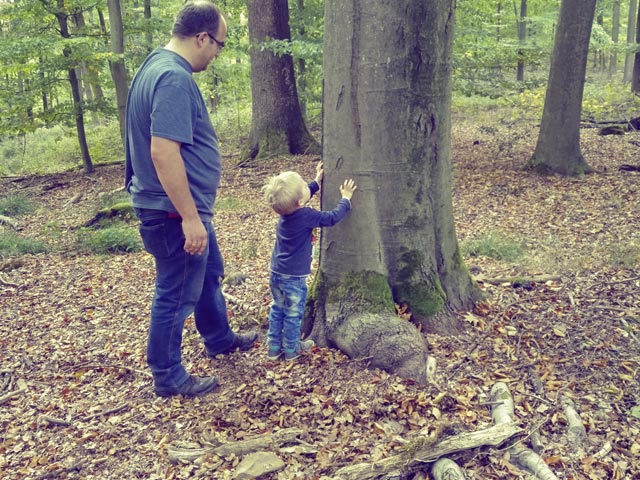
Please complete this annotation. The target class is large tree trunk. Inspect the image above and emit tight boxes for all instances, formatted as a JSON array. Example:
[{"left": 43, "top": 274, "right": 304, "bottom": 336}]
[
  {"left": 528, "top": 0, "right": 595, "bottom": 176},
  {"left": 241, "top": 0, "right": 320, "bottom": 164},
  {"left": 309, "top": 0, "right": 479, "bottom": 384}
]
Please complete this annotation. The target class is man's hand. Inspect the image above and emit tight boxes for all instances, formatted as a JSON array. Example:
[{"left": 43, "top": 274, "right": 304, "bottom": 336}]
[
  {"left": 182, "top": 218, "right": 208, "bottom": 255},
  {"left": 340, "top": 179, "right": 357, "bottom": 201}
]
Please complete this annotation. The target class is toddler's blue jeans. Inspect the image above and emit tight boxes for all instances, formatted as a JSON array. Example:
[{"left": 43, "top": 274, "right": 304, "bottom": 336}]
[
  {"left": 136, "top": 209, "right": 234, "bottom": 390},
  {"left": 267, "top": 272, "right": 307, "bottom": 354}
]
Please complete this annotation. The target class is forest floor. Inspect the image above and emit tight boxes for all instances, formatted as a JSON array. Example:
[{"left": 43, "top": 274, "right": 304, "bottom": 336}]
[{"left": 1, "top": 116, "right": 639, "bottom": 480}]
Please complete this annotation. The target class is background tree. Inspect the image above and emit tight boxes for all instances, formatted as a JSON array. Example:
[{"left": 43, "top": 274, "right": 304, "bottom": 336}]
[
  {"left": 107, "top": 0, "right": 128, "bottom": 147},
  {"left": 516, "top": 0, "right": 527, "bottom": 81},
  {"left": 633, "top": 1, "right": 640, "bottom": 91},
  {"left": 240, "top": 0, "right": 320, "bottom": 163},
  {"left": 623, "top": 0, "right": 638, "bottom": 81},
  {"left": 50, "top": 0, "right": 93, "bottom": 173},
  {"left": 528, "top": 0, "right": 596, "bottom": 176},
  {"left": 308, "top": 0, "right": 480, "bottom": 383}
]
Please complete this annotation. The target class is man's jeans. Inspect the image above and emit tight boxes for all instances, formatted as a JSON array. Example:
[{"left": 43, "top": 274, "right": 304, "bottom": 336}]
[
  {"left": 267, "top": 272, "right": 307, "bottom": 353},
  {"left": 136, "top": 209, "right": 234, "bottom": 390}
]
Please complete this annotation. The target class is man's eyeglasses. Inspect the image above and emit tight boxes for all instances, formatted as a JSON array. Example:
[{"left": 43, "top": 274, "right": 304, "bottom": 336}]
[{"left": 207, "top": 33, "right": 225, "bottom": 49}]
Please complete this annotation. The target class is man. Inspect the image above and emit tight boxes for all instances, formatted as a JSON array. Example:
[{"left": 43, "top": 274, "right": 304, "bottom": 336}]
[{"left": 125, "top": 0, "right": 257, "bottom": 398}]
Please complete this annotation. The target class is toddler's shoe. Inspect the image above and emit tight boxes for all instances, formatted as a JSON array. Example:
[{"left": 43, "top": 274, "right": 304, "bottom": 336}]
[
  {"left": 284, "top": 339, "right": 315, "bottom": 361},
  {"left": 267, "top": 346, "right": 283, "bottom": 360}
]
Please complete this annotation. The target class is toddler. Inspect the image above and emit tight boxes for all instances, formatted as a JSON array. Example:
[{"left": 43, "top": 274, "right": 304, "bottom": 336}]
[{"left": 263, "top": 162, "right": 357, "bottom": 360}]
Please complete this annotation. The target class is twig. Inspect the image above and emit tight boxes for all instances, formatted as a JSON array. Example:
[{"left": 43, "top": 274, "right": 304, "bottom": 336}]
[
  {"left": 42, "top": 403, "right": 129, "bottom": 427},
  {"left": 0, "top": 384, "right": 28, "bottom": 405}
]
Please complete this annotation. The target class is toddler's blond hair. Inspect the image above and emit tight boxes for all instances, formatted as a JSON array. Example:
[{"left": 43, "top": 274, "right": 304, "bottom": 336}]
[{"left": 263, "top": 171, "right": 306, "bottom": 215}]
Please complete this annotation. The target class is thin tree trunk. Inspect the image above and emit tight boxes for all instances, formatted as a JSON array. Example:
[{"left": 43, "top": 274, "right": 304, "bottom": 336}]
[
  {"left": 632, "top": 2, "right": 640, "bottom": 92},
  {"left": 54, "top": 3, "right": 93, "bottom": 173},
  {"left": 610, "top": 0, "right": 620, "bottom": 78},
  {"left": 624, "top": 0, "right": 637, "bottom": 82},
  {"left": 516, "top": 0, "right": 527, "bottom": 82},
  {"left": 106, "top": 0, "right": 128, "bottom": 148}
]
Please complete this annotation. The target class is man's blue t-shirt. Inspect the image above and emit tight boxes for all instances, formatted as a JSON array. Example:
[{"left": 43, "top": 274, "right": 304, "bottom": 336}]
[
  {"left": 125, "top": 48, "right": 220, "bottom": 221},
  {"left": 270, "top": 181, "right": 351, "bottom": 276}
]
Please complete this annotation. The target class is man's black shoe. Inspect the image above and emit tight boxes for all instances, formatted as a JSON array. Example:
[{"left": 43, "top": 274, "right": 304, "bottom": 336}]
[
  {"left": 155, "top": 375, "right": 219, "bottom": 398},
  {"left": 206, "top": 331, "right": 258, "bottom": 357}
]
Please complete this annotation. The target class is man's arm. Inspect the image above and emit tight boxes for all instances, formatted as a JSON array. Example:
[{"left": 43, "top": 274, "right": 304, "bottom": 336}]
[{"left": 150, "top": 136, "right": 207, "bottom": 255}]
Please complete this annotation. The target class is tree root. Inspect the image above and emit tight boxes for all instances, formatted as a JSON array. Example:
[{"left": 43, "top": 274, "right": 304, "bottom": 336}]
[
  {"left": 491, "top": 382, "right": 558, "bottom": 480},
  {"left": 332, "top": 422, "right": 521, "bottom": 480}
]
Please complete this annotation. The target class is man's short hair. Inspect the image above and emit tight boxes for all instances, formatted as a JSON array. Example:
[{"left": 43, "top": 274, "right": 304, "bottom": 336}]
[
  {"left": 172, "top": 1, "right": 221, "bottom": 38},
  {"left": 263, "top": 172, "right": 306, "bottom": 216}
]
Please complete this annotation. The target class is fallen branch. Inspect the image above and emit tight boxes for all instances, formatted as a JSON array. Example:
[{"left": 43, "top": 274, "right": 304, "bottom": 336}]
[
  {"left": 41, "top": 403, "right": 130, "bottom": 427},
  {"left": 559, "top": 394, "right": 587, "bottom": 452},
  {"left": 478, "top": 274, "right": 561, "bottom": 287},
  {"left": 0, "top": 274, "right": 19, "bottom": 288},
  {"left": 63, "top": 192, "right": 83, "bottom": 207},
  {"left": 0, "top": 382, "right": 28, "bottom": 405},
  {"left": 491, "top": 382, "right": 558, "bottom": 480},
  {"left": 332, "top": 422, "right": 522, "bottom": 480},
  {"left": 167, "top": 427, "right": 304, "bottom": 463},
  {"left": 619, "top": 164, "right": 640, "bottom": 172}
]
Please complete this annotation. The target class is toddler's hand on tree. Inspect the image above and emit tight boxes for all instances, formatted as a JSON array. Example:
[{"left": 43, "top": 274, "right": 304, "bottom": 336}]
[
  {"left": 315, "top": 161, "right": 324, "bottom": 184},
  {"left": 340, "top": 179, "right": 357, "bottom": 201}
]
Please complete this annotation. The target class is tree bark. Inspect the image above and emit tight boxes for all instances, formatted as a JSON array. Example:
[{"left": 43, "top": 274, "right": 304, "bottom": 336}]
[
  {"left": 610, "top": 0, "right": 621, "bottom": 78},
  {"left": 241, "top": 0, "right": 320, "bottom": 164},
  {"left": 624, "top": 0, "right": 638, "bottom": 82},
  {"left": 311, "top": 0, "right": 480, "bottom": 383},
  {"left": 516, "top": 0, "right": 527, "bottom": 82},
  {"left": 632, "top": 2, "right": 640, "bottom": 92},
  {"left": 106, "top": 0, "right": 128, "bottom": 148},
  {"left": 528, "top": 0, "right": 596, "bottom": 176}
]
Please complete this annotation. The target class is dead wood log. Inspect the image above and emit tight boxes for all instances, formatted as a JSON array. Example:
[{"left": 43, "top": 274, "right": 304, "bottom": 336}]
[
  {"left": 559, "top": 394, "right": 587, "bottom": 452},
  {"left": 491, "top": 382, "right": 558, "bottom": 480},
  {"left": 619, "top": 164, "right": 640, "bottom": 172},
  {"left": 167, "top": 428, "right": 304, "bottom": 464},
  {"left": 332, "top": 422, "right": 522, "bottom": 480},
  {"left": 431, "top": 458, "right": 466, "bottom": 479}
]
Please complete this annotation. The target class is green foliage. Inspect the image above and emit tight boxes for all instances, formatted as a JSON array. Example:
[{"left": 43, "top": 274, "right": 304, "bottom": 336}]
[
  {"left": 215, "top": 196, "right": 247, "bottom": 211},
  {"left": 0, "top": 232, "right": 47, "bottom": 256},
  {"left": 608, "top": 241, "right": 640, "bottom": 267},
  {"left": 0, "top": 122, "right": 124, "bottom": 175},
  {"left": 581, "top": 81, "right": 640, "bottom": 120},
  {"left": 98, "top": 190, "right": 131, "bottom": 209},
  {"left": 461, "top": 231, "right": 526, "bottom": 262},
  {"left": 75, "top": 226, "right": 142, "bottom": 254},
  {"left": 0, "top": 195, "right": 36, "bottom": 216}
]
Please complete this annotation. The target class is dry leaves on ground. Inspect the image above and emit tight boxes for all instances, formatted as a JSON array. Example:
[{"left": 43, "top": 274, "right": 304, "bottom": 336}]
[{"left": 0, "top": 119, "right": 639, "bottom": 479}]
